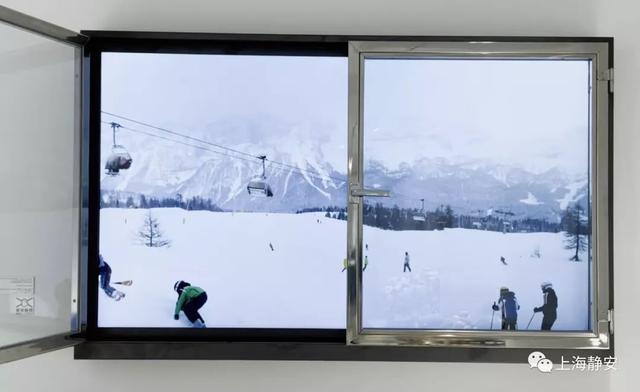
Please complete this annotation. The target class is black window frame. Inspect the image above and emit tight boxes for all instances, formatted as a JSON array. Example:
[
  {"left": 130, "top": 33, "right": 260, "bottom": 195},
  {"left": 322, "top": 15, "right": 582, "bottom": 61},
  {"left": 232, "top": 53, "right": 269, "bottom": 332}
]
[{"left": 78, "top": 31, "right": 613, "bottom": 363}]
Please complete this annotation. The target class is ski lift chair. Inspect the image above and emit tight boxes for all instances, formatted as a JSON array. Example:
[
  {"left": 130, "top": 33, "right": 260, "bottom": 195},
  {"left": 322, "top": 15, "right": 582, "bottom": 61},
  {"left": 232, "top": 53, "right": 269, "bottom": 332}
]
[
  {"left": 105, "top": 145, "right": 132, "bottom": 175},
  {"left": 246, "top": 155, "right": 273, "bottom": 197},
  {"left": 247, "top": 179, "right": 274, "bottom": 197}
]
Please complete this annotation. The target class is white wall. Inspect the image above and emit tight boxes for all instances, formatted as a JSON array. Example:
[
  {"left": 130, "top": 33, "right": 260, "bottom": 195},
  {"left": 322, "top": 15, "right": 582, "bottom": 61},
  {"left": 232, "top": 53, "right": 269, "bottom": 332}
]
[{"left": 0, "top": 0, "right": 638, "bottom": 391}]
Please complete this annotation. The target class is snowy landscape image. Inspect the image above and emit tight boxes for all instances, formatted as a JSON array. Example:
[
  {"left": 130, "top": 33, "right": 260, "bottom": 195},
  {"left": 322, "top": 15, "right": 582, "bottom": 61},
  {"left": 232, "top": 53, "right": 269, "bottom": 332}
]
[{"left": 98, "top": 52, "right": 592, "bottom": 331}]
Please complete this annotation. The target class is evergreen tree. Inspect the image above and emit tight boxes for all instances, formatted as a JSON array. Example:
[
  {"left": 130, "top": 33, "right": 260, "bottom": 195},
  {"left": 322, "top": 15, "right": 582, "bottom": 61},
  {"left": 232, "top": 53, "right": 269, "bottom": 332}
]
[
  {"left": 563, "top": 204, "right": 588, "bottom": 261},
  {"left": 138, "top": 211, "right": 170, "bottom": 248},
  {"left": 444, "top": 205, "right": 455, "bottom": 228},
  {"left": 126, "top": 196, "right": 135, "bottom": 208},
  {"left": 139, "top": 194, "right": 148, "bottom": 209}
]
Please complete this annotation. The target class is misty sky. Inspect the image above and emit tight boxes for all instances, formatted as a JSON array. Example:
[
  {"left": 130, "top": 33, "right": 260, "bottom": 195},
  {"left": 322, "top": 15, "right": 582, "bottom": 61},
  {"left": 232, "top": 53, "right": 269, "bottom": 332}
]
[
  {"left": 101, "top": 52, "right": 348, "bottom": 170},
  {"left": 364, "top": 58, "right": 590, "bottom": 175},
  {"left": 102, "top": 52, "right": 590, "bottom": 176}
]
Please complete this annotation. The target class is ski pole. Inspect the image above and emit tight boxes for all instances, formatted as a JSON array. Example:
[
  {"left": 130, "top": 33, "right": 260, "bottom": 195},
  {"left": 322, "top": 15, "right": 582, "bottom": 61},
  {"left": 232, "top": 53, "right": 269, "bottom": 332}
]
[
  {"left": 526, "top": 312, "right": 536, "bottom": 330},
  {"left": 490, "top": 309, "right": 496, "bottom": 330}
]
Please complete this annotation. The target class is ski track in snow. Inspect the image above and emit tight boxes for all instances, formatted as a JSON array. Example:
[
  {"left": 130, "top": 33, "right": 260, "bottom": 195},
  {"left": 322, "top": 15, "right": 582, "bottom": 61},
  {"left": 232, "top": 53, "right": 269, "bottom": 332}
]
[
  {"left": 99, "top": 208, "right": 589, "bottom": 331},
  {"left": 557, "top": 180, "right": 587, "bottom": 210},
  {"left": 282, "top": 169, "right": 293, "bottom": 197}
]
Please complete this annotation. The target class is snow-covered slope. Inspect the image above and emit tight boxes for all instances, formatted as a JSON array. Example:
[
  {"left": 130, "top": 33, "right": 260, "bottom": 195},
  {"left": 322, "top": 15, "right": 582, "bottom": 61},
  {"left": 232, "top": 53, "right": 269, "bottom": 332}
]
[
  {"left": 362, "top": 227, "right": 589, "bottom": 330},
  {"left": 99, "top": 208, "right": 589, "bottom": 331}
]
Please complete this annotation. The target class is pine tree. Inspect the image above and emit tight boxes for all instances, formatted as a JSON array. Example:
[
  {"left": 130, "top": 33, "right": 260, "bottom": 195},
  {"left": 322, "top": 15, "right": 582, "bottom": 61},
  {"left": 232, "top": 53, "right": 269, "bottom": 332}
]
[
  {"left": 444, "top": 205, "right": 455, "bottom": 228},
  {"left": 139, "top": 194, "right": 148, "bottom": 209},
  {"left": 126, "top": 196, "right": 135, "bottom": 208},
  {"left": 563, "top": 204, "right": 587, "bottom": 261},
  {"left": 138, "top": 211, "right": 170, "bottom": 248}
]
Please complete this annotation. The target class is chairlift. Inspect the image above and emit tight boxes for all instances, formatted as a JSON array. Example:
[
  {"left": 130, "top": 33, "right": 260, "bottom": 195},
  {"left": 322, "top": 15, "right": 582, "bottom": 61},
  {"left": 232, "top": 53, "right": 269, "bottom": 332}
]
[
  {"left": 247, "top": 155, "right": 273, "bottom": 197},
  {"left": 413, "top": 198, "right": 426, "bottom": 221},
  {"left": 105, "top": 122, "right": 132, "bottom": 176}
]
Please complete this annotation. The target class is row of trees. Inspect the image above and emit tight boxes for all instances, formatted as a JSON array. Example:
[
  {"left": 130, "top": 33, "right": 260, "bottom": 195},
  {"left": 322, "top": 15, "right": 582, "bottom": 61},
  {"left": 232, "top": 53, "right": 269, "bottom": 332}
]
[
  {"left": 321, "top": 203, "right": 565, "bottom": 233},
  {"left": 101, "top": 192, "right": 222, "bottom": 212}
]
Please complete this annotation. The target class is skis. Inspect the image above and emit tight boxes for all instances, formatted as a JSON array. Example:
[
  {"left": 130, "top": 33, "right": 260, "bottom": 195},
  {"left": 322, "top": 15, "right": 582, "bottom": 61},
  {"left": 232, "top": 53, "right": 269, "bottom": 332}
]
[
  {"left": 105, "top": 280, "right": 130, "bottom": 301},
  {"left": 109, "top": 290, "right": 126, "bottom": 301}
]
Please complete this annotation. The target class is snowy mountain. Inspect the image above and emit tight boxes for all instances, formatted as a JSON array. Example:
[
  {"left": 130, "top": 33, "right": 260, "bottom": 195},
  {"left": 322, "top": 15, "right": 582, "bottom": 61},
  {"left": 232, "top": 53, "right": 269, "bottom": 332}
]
[
  {"left": 101, "top": 138, "right": 587, "bottom": 219},
  {"left": 101, "top": 132, "right": 347, "bottom": 213},
  {"left": 363, "top": 158, "right": 588, "bottom": 221}
]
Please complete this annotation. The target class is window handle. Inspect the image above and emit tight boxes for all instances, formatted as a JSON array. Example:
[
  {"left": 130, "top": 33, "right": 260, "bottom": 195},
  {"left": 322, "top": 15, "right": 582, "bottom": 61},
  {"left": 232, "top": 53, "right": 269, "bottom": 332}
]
[{"left": 350, "top": 187, "right": 391, "bottom": 197}]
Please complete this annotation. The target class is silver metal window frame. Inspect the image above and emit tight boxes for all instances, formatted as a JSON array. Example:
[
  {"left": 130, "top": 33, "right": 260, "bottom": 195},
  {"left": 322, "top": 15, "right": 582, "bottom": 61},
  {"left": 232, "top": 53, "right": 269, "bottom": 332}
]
[
  {"left": 346, "top": 40, "right": 612, "bottom": 349},
  {"left": 0, "top": 5, "right": 88, "bottom": 364}
]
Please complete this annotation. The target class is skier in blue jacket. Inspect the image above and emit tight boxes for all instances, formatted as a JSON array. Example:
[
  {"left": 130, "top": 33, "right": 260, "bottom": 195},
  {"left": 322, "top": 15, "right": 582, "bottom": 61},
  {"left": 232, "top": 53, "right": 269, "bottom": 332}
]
[
  {"left": 98, "top": 254, "right": 124, "bottom": 301},
  {"left": 492, "top": 287, "right": 520, "bottom": 330}
]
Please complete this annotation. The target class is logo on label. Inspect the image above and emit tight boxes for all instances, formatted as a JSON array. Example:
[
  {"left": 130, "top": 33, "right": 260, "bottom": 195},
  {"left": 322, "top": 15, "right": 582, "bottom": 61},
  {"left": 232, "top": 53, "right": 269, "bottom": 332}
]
[
  {"left": 15, "top": 297, "right": 34, "bottom": 314},
  {"left": 528, "top": 351, "right": 553, "bottom": 373}
]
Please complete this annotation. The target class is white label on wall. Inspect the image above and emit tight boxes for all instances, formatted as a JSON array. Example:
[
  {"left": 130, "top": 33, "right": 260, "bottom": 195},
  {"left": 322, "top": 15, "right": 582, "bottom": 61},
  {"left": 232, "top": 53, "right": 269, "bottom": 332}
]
[{"left": 0, "top": 276, "right": 35, "bottom": 315}]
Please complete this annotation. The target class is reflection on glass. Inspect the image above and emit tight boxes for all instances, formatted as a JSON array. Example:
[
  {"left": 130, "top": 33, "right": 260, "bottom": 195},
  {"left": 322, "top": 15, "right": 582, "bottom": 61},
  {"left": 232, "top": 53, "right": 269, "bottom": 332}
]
[
  {"left": 98, "top": 53, "right": 347, "bottom": 328},
  {"left": 362, "top": 59, "right": 591, "bottom": 331},
  {"left": 0, "top": 22, "right": 77, "bottom": 347}
]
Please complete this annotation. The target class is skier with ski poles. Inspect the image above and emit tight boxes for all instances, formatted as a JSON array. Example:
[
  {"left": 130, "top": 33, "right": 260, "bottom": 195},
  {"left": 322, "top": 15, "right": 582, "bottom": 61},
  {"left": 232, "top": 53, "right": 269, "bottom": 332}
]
[
  {"left": 533, "top": 282, "right": 558, "bottom": 330},
  {"left": 98, "top": 254, "right": 125, "bottom": 301},
  {"left": 403, "top": 251, "right": 412, "bottom": 272},
  {"left": 491, "top": 286, "right": 520, "bottom": 330},
  {"left": 174, "top": 280, "right": 208, "bottom": 328}
]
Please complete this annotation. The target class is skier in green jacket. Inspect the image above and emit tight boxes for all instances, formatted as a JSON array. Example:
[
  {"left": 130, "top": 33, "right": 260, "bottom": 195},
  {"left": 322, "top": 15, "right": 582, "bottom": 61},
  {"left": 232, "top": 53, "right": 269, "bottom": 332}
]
[{"left": 173, "top": 280, "right": 207, "bottom": 328}]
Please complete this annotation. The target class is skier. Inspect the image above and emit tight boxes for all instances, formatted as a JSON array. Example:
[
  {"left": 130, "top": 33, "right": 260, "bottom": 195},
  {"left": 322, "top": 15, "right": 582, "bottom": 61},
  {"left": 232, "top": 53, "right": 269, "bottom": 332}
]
[
  {"left": 403, "top": 251, "right": 412, "bottom": 272},
  {"left": 500, "top": 256, "right": 508, "bottom": 265},
  {"left": 363, "top": 255, "right": 369, "bottom": 271},
  {"left": 534, "top": 282, "right": 558, "bottom": 330},
  {"left": 98, "top": 254, "right": 125, "bottom": 301},
  {"left": 491, "top": 287, "right": 519, "bottom": 330},
  {"left": 269, "top": 243, "right": 274, "bottom": 251},
  {"left": 174, "top": 280, "right": 208, "bottom": 328}
]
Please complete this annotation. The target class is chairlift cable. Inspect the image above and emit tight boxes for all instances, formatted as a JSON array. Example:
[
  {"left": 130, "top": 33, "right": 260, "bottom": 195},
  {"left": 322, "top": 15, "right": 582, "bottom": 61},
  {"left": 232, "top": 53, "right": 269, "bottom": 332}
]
[
  {"left": 100, "top": 121, "right": 344, "bottom": 184},
  {"left": 100, "top": 112, "right": 347, "bottom": 183},
  {"left": 102, "top": 111, "right": 258, "bottom": 160},
  {"left": 100, "top": 121, "right": 260, "bottom": 164}
]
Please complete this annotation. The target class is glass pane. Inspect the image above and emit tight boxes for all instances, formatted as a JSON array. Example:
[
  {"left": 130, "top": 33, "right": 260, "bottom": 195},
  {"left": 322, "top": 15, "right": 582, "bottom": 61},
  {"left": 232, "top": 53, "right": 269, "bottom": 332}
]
[
  {"left": 0, "top": 22, "right": 78, "bottom": 347},
  {"left": 362, "top": 58, "right": 591, "bottom": 332},
  {"left": 98, "top": 53, "right": 347, "bottom": 328}
]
